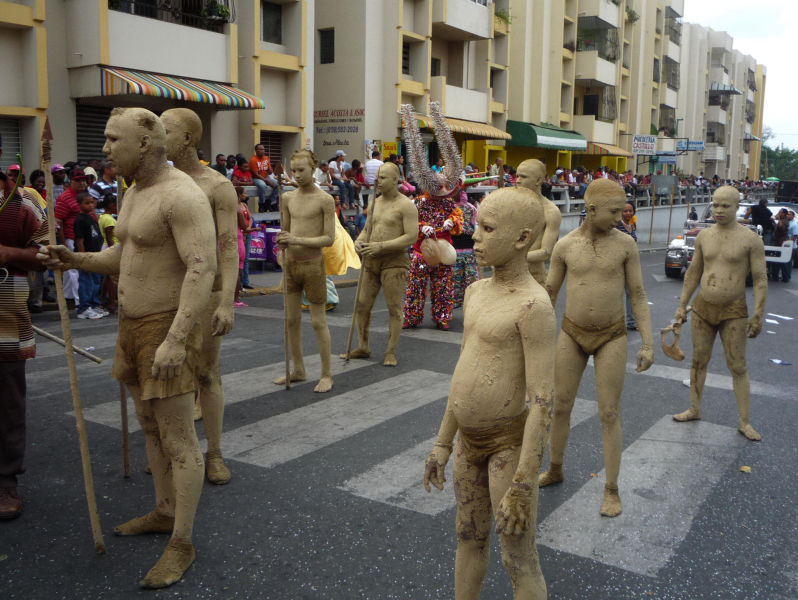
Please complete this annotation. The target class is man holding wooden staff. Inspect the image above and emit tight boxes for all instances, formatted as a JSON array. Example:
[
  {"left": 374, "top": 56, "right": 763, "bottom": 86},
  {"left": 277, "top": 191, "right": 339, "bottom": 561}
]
[
  {"left": 40, "top": 107, "right": 217, "bottom": 588},
  {"left": 0, "top": 137, "right": 49, "bottom": 520}
]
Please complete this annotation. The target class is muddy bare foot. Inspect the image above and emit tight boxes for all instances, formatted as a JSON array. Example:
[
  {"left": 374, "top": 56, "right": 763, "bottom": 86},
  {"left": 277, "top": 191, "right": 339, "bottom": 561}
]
[
  {"left": 673, "top": 408, "right": 701, "bottom": 422},
  {"left": 114, "top": 510, "right": 174, "bottom": 536},
  {"left": 273, "top": 371, "right": 307, "bottom": 385},
  {"left": 382, "top": 352, "right": 398, "bottom": 367},
  {"left": 738, "top": 422, "right": 762, "bottom": 441},
  {"left": 600, "top": 485, "right": 622, "bottom": 517},
  {"left": 205, "top": 449, "right": 231, "bottom": 485},
  {"left": 314, "top": 375, "right": 333, "bottom": 393},
  {"left": 139, "top": 540, "right": 195, "bottom": 589},
  {"left": 340, "top": 348, "right": 370, "bottom": 359},
  {"left": 538, "top": 464, "right": 563, "bottom": 487}
]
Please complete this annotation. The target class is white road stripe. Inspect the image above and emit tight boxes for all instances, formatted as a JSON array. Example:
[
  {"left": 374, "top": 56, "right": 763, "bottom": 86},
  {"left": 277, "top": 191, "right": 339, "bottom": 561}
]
[
  {"left": 215, "top": 370, "right": 451, "bottom": 468},
  {"left": 537, "top": 415, "right": 748, "bottom": 578},
  {"left": 72, "top": 354, "right": 376, "bottom": 432},
  {"left": 340, "top": 398, "right": 598, "bottom": 515}
]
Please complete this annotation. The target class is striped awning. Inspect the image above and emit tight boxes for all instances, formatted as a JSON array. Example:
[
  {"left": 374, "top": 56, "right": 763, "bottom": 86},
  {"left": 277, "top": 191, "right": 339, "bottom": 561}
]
[
  {"left": 577, "top": 141, "right": 633, "bottom": 157},
  {"left": 100, "top": 67, "right": 265, "bottom": 110},
  {"left": 412, "top": 115, "right": 512, "bottom": 140}
]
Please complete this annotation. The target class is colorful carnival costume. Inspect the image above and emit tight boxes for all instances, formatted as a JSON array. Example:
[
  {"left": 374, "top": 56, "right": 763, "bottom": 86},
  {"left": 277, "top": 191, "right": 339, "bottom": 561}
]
[
  {"left": 451, "top": 194, "right": 479, "bottom": 308},
  {"left": 400, "top": 101, "right": 464, "bottom": 331}
]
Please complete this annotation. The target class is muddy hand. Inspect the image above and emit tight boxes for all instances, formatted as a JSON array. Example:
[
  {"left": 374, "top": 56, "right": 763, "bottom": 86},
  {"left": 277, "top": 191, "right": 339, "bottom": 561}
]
[
  {"left": 496, "top": 483, "right": 532, "bottom": 536},
  {"left": 151, "top": 339, "right": 186, "bottom": 381},
  {"left": 423, "top": 446, "right": 451, "bottom": 492},
  {"left": 37, "top": 244, "right": 74, "bottom": 270},
  {"left": 636, "top": 345, "right": 654, "bottom": 372},
  {"left": 747, "top": 314, "right": 762, "bottom": 338}
]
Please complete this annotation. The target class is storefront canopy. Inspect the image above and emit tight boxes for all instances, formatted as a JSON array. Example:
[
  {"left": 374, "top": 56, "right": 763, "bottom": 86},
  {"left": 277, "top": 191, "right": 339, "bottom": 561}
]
[
  {"left": 506, "top": 120, "right": 587, "bottom": 150},
  {"left": 576, "top": 141, "right": 633, "bottom": 157},
  {"left": 413, "top": 115, "right": 512, "bottom": 140},
  {"left": 100, "top": 67, "right": 265, "bottom": 110}
]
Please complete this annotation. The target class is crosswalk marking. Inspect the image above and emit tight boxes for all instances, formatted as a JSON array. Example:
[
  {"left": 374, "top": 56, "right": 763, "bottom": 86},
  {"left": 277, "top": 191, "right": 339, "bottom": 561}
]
[
  {"left": 340, "top": 398, "right": 598, "bottom": 516},
  {"left": 72, "top": 354, "right": 376, "bottom": 432},
  {"left": 212, "top": 370, "right": 451, "bottom": 469},
  {"left": 537, "top": 415, "right": 748, "bottom": 578}
]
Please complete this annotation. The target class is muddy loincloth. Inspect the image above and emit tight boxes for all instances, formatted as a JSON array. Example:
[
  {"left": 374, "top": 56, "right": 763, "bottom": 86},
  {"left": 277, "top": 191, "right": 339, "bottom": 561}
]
[
  {"left": 562, "top": 315, "right": 626, "bottom": 356},
  {"left": 285, "top": 254, "right": 327, "bottom": 305},
  {"left": 691, "top": 292, "right": 748, "bottom": 327},
  {"left": 363, "top": 251, "right": 410, "bottom": 276},
  {"left": 112, "top": 310, "right": 202, "bottom": 401},
  {"left": 457, "top": 410, "right": 529, "bottom": 465}
]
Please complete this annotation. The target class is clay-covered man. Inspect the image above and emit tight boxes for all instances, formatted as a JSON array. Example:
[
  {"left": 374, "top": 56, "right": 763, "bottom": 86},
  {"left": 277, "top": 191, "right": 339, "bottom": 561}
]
[
  {"left": 39, "top": 107, "right": 217, "bottom": 588},
  {"left": 672, "top": 185, "right": 767, "bottom": 440},
  {"left": 275, "top": 148, "right": 335, "bottom": 392},
  {"left": 161, "top": 108, "right": 239, "bottom": 484},
  {"left": 344, "top": 162, "right": 418, "bottom": 366},
  {"left": 516, "top": 158, "right": 562, "bottom": 285},
  {"left": 424, "top": 187, "right": 554, "bottom": 599},
  {"left": 540, "top": 178, "right": 654, "bottom": 517}
]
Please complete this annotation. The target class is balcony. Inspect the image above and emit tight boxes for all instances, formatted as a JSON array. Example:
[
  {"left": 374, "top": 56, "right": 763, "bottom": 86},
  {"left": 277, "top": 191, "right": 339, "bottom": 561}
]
[
  {"left": 432, "top": 0, "right": 491, "bottom": 40},
  {"left": 665, "top": 39, "right": 680, "bottom": 62},
  {"left": 108, "top": 0, "right": 232, "bottom": 33},
  {"left": 430, "top": 76, "right": 489, "bottom": 123},
  {"left": 662, "top": 87, "right": 678, "bottom": 109},
  {"left": 704, "top": 144, "right": 725, "bottom": 162},
  {"left": 576, "top": 52, "right": 617, "bottom": 87},
  {"left": 707, "top": 105, "right": 727, "bottom": 125},
  {"left": 577, "top": 0, "right": 620, "bottom": 29},
  {"left": 573, "top": 115, "right": 615, "bottom": 144},
  {"left": 66, "top": 0, "right": 232, "bottom": 83}
]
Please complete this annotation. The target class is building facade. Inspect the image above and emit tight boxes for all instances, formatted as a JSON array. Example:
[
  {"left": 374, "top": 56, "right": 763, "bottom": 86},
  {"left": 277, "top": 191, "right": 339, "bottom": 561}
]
[{"left": 312, "top": 0, "right": 512, "bottom": 170}]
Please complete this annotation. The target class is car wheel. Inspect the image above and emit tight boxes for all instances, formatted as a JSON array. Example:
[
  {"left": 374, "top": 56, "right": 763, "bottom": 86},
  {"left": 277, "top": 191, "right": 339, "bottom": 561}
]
[{"left": 665, "top": 267, "right": 682, "bottom": 279}]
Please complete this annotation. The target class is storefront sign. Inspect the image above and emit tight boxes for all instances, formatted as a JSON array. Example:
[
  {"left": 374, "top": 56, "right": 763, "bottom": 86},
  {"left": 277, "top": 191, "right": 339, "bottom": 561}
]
[
  {"left": 632, "top": 135, "right": 657, "bottom": 155},
  {"left": 314, "top": 107, "right": 365, "bottom": 158}
]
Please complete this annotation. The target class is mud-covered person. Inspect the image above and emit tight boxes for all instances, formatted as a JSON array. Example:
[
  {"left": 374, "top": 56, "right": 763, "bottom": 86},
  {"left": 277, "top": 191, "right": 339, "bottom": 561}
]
[
  {"left": 540, "top": 178, "right": 654, "bottom": 517},
  {"left": 274, "top": 149, "right": 336, "bottom": 392},
  {"left": 424, "top": 187, "right": 555, "bottom": 599}
]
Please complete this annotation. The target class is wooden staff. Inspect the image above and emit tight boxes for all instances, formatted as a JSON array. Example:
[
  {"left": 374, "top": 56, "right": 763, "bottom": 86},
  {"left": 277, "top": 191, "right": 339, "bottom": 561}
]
[
  {"left": 666, "top": 183, "right": 676, "bottom": 244},
  {"left": 32, "top": 325, "right": 102, "bottom": 363},
  {"left": 41, "top": 116, "right": 106, "bottom": 553},
  {"left": 344, "top": 187, "right": 378, "bottom": 361},
  {"left": 115, "top": 176, "right": 130, "bottom": 478},
  {"left": 273, "top": 162, "right": 290, "bottom": 389},
  {"left": 648, "top": 183, "right": 657, "bottom": 246}
]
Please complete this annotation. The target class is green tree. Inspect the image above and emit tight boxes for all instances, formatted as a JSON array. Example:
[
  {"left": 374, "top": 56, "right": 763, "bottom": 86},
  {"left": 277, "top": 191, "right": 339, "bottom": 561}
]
[{"left": 760, "top": 127, "right": 798, "bottom": 180}]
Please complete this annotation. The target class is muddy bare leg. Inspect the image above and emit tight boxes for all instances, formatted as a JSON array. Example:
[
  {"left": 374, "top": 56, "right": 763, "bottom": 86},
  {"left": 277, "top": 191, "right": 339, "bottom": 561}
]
[
  {"left": 594, "top": 334, "right": 627, "bottom": 517},
  {"left": 198, "top": 333, "right": 230, "bottom": 484},
  {"left": 540, "top": 333, "right": 588, "bottom": 487},
  {"left": 718, "top": 317, "right": 761, "bottom": 440},
  {"left": 382, "top": 268, "right": 409, "bottom": 366},
  {"left": 309, "top": 301, "right": 333, "bottom": 392},
  {"left": 274, "top": 290, "right": 307, "bottom": 384},
  {"left": 674, "top": 314, "right": 717, "bottom": 422}
]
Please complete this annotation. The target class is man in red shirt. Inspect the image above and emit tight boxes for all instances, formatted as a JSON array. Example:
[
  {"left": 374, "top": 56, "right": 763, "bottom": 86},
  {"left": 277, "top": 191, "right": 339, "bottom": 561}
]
[
  {"left": 249, "top": 144, "right": 279, "bottom": 212},
  {"left": 54, "top": 166, "right": 89, "bottom": 304}
]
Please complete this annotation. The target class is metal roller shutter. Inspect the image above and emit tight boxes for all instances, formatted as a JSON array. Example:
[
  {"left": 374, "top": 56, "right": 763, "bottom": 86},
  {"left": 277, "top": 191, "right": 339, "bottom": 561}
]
[
  {"left": 76, "top": 105, "right": 113, "bottom": 164},
  {"left": 0, "top": 118, "right": 22, "bottom": 172}
]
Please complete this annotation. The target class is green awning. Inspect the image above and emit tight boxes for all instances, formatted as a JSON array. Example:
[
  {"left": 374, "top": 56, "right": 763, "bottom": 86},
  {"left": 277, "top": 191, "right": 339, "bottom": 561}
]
[{"left": 506, "top": 120, "right": 587, "bottom": 150}]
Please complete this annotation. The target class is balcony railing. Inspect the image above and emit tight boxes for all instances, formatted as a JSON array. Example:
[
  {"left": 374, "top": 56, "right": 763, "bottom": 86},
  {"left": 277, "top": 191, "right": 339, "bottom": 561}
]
[
  {"left": 666, "top": 18, "right": 681, "bottom": 45},
  {"left": 746, "top": 101, "right": 756, "bottom": 124},
  {"left": 108, "top": 0, "right": 233, "bottom": 33},
  {"left": 663, "top": 58, "right": 679, "bottom": 91},
  {"left": 708, "top": 94, "right": 729, "bottom": 111},
  {"left": 577, "top": 28, "right": 619, "bottom": 63},
  {"left": 747, "top": 71, "right": 757, "bottom": 92}
]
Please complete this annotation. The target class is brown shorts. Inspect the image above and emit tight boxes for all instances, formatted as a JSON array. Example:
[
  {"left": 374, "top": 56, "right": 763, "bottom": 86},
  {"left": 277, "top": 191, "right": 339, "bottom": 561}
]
[
  {"left": 562, "top": 315, "right": 626, "bottom": 356},
  {"left": 457, "top": 410, "right": 528, "bottom": 465},
  {"left": 692, "top": 292, "right": 748, "bottom": 327},
  {"left": 285, "top": 255, "right": 327, "bottom": 305},
  {"left": 112, "top": 310, "right": 202, "bottom": 401}
]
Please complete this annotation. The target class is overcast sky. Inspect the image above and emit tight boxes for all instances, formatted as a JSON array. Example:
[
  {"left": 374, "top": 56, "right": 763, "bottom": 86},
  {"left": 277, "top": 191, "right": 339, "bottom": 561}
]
[{"left": 682, "top": 0, "right": 796, "bottom": 151}]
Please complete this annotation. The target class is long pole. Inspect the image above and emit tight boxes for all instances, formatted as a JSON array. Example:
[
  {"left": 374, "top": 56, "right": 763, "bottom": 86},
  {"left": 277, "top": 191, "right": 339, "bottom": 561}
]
[
  {"left": 648, "top": 183, "right": 657, "bottom": 246},
  {"left": 116, "top": 177, "right": 130, "bottom": 478},
  {"left": 344, "top": 189, "right": 377, "bottom": 361},
  {"left": 32, "top": 325, "right": 102, "bottom": 363},
  {"left": 41, "top": 116, "right": 106, "bottom": 553},
  {"left": 666, "top": 183, "right": 675, "bottom": 244},
  {"left": 275, "top": 162, "right": 290, "bottom": 389}
]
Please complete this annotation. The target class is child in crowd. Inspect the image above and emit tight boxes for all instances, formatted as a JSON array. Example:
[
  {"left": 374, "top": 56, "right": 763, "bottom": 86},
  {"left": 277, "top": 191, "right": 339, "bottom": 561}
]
[
  {"left": 98, "top": 193, "right": 119, "bottom": 313},
  {"left": 235, "top": 186, "right": 257, "bottom": 307},
  {"left": 232, "top": 157, "right": 254, "bottom": 186},
  {"left": 73, "top": 191, "right": 107, "bottom": 319}
]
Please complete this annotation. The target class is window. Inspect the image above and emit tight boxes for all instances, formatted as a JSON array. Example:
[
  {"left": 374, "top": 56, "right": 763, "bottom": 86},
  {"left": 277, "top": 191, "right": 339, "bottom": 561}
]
[
  {"left": 430, "top": 57, "right": 441, "bottom": 77},
  {"left": 259, "top": 131, "right": 283, "bottom": 166},
  {"left": 319, "top": 29, "right": 334, "bottom": 64},
  {"left": 262, "top": 1, "right": 282, "bottom": 44},
  {"left": 402, "top": 43, "right": 411, "bottom": 75}
]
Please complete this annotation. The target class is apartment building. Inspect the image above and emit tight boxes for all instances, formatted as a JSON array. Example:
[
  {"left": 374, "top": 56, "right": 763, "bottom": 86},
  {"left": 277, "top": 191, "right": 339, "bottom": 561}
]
[
  {"left": 676, "top": 24, "right": 765, "bottom": 180},
  {"left": 1, "top": 0, "right": 313, "bottom": 170},
  {"left": 313, "top": 0, "right": 511, "bottom": 170}
]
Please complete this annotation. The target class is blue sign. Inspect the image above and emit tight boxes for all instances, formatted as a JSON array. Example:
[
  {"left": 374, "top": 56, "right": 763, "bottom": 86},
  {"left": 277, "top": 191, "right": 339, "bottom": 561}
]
[
  {"left": 676, "top": 140, "right": 705, "bottom": 152},
  {"left": 657, "top": 152, "right": 677, "bottom": 164}
]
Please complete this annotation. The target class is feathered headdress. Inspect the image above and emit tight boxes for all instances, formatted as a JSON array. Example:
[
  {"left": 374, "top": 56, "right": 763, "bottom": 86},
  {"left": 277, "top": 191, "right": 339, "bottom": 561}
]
[{"left": 401, "top": 101, "right": 462, "bottom": 198}]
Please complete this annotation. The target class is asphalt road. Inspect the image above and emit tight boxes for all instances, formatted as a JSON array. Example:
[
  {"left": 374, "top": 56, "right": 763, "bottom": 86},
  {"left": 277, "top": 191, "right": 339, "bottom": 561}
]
[{"left": 3, "top": 250, "right": 797, "bottom": 600}]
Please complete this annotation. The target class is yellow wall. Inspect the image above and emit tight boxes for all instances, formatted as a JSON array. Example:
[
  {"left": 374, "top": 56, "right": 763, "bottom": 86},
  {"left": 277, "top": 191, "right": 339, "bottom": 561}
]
[{"left": 505, "top": 147, "right": 570, "bottom": 175}]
